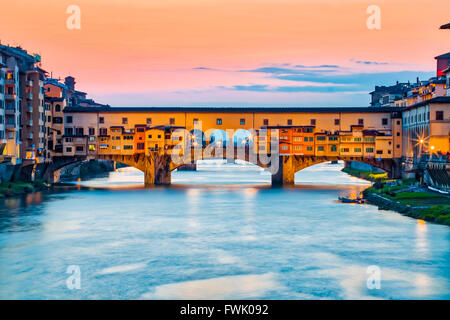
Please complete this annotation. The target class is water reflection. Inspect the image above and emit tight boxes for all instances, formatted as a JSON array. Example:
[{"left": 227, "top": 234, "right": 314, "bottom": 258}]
[{"left": 0, "top": 161, "right": 449, "bottom": 299}]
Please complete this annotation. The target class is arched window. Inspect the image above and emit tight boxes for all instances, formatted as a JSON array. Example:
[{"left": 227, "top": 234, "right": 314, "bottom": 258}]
[{"left": 55, "top": 104, "right": 61, "bottom": 112}]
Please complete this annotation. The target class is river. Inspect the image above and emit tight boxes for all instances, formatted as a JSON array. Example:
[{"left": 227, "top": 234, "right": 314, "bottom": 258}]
[{"left": 0, "top": 161, "right": 449, "bottom": 299}]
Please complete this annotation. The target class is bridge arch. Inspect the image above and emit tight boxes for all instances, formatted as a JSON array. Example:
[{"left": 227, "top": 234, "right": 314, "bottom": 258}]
[
  {"left": 189, "top": 129, "right": 207, "bottom": 147},
  {"left": 207, "top": 129, "right": 231, "bottom": 147},
  {"left": 232, "top": 129, "right": 254, "bottom": 147}
]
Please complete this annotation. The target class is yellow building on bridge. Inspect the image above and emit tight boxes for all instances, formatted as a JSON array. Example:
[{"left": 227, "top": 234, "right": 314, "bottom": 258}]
[{"left": 57, "top": 106, "right": 411, "bottom": 185}]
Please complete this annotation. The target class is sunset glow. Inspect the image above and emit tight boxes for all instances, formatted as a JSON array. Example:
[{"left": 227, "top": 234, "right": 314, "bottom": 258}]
[{"left": 1, "top": 0, "right": 449, "bottom": 106}]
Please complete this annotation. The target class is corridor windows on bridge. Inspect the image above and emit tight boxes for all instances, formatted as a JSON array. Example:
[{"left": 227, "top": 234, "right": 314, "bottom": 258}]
[
  {"left": 382, "top": 118, "right": 388, "bottom": 125},
  {"left": 358, "top": 118, "right": 364, "bottom": 126},
  {"left": 146, "top": 118, "right": 152, "bottom": 125},
  {"left": 287, "top": 119, "right": 292, "bottom": 125},
  {"left": 334, "top": 119, "right": 340, "bottom": 125},
  {"left": 170, "top": 118, "right": 175, "bottom": 125},
  {"left": 122, "top": 117, "right": 128, "bottom": 125},
  {"left": 216, "top": 118, "right": 222, "bottom": 125},
  {"left": 99, "top": 117, "right": 104, "bottom": 124},
  {"left": 310, "top": 119, "right": 316, "bottom": 126},
  {"left": 436, "top": 111, "right": 444, "bottom": 120},
  {"left": 75, "top": 128, "right": 84, "bottom": 136},
  {"left": 263, "top": 119, "right": 269, "bottom": 126},
  {"left": 193, "top": 118, "right": 199, "bottom": 125},
  {"left": 240, "top": 118, "right": 246, "bottom": 125}
]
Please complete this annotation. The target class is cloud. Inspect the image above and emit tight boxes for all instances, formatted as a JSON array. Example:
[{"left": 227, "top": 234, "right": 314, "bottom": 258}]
[
  {"left": 295, "top": 64, "right": 340, "bottom": 68},
  {"left": 350, "top": 59, "right": 389, "bottom": 65},
  {"left": 220, "top": 84, "right": 357, "bottom": 93},
  {"left": 193, "top": 67, "right": 213, "bottom": 70}
]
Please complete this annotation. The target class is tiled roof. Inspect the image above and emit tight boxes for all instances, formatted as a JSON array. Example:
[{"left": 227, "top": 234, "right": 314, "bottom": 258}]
[{"left": 63, "top": 106, "right": 404, "bottom": 113}]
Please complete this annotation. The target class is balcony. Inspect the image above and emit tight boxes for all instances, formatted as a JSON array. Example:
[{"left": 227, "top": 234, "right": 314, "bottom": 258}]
[
  {"left": 5, "top": 107, "right": 15, "bottom": 115},
  {"left": 5, "top": 93, "right": 15, "bottom": 100}
]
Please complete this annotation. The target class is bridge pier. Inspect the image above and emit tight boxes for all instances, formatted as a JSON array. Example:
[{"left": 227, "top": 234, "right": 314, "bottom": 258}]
[
  {"left": 144, "top": 153, "right": 171, "bottom": 186},
  {"left": 271, "top": 155, "right": 295, "bottom": 186}
]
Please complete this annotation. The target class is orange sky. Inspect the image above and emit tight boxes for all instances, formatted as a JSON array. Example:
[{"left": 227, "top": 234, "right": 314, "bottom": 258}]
[{"left": 0, "top": 0, "right": 449, "bottom": 106}]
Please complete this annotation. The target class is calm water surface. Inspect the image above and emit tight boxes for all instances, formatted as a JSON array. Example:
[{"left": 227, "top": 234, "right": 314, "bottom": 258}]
[{"left": 0, "top": 161, "right": 449, "bottom": 299}]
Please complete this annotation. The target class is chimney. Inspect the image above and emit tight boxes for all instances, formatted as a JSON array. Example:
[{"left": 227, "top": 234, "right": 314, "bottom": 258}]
[{"left": 64, "top": 76, "right": 76, "bottom": 92}]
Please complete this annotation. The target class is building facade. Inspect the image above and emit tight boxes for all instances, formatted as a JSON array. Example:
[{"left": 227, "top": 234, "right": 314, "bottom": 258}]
[{"left": 0, "top": 45, "right": 45, "bottom": 165}]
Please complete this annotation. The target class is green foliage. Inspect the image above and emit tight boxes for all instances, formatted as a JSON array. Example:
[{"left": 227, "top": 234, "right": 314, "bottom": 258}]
[{"left": 0, "top": 181, "right": 35, "bottom": 197}]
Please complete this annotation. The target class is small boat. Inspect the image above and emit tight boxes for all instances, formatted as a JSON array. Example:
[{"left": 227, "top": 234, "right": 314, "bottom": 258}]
[
  {"left": 339, "top": 196, "right": 364, "bottom": 204},
  {"left": 428, "top": 186, "right": 450, "bottom": 195}
]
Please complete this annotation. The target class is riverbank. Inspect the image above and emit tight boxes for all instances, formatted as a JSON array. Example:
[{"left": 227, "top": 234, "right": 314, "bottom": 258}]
[
  {"left": 342, "top": 167, "right": 450, "bottom": 226},
  {"left": 0, "top": 180, "right": 49, "bottom": 198}
]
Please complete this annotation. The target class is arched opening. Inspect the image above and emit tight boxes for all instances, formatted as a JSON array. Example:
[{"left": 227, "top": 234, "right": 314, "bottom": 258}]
[
  {"left": 189, "top": 129, "right": 207, "bottom": 147},
  {"left": 232, "top": 129, "right": 254, "bottom": 147},
  {"left": 208, "top": 129, "right": 230, "bottom": 147}
]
